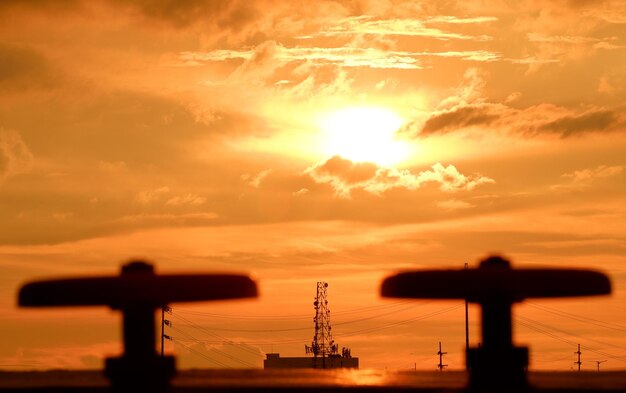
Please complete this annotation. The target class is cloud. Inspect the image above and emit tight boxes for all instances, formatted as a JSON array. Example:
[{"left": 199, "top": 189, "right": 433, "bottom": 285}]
[
  {"left": 0, "top": 43, "right": 57, "bottom": 90},
  {"left": 123, "top": 1, "right": 250, "bottom": 28},
  {"left": 411, "top": 104, "right": 622, "bottom": 138},
  {"left": 292, "top": 188, "right": 309, "bottom": 196},
  {"left": 176, "top": 341, "right": 263, "bottom": 369},
  {"left": 241, "top": 169, "right": 272, "bottom": 188},
  {"left": 165, "top": 194, "right": 207, "bottom": 206},
  {"left": 135, "top": 187, "right": 207, "bottom": 206},
  {"left": 135, "top": 186, "right": 171, "bottom": 205},
  {"left": 419, "top": 104, "right": 500, "bottom": 135},
  {"left": 552, "top": 165, "right": 624, "bottom": 191},
  {"left": 401, "top": 69, "right": 624, "bottom": 139},
  {"left": 0, "top": 129, "right": 34, "bottom": 182},
  {"left": 306, "top": 156, "right": 494, "bottom": 198},
  {"left": 181, "top": 44, "right": 500, "bottom": 71},
  {"left": 181, "top": 45, "right": 423, "bottom": 70},
  {"left": 116, "top": 212, "right": 218, "bottom": 225},
  {"left": 436, "top": 199, "right": 475, "bottom": 210},
  {"left": 310, "top": 16, "right": 495, "bottom": 41},
  {"left": 98, "top": 160, "right": 127, "bottom": 172},
  {"left": 538, "top": 109, "right": 618, "bottom": 137}
]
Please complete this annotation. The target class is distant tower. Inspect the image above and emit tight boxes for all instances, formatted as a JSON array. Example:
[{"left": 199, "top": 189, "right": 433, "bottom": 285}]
[
  {"left": 575, "top": 344, "right": 582, "bottom": 371},
  {"left": 306, "top": 282, "right": 338, "bottom": 368}
]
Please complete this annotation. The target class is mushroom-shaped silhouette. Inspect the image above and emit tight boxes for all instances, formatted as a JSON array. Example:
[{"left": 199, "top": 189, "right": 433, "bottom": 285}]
[
  {"left": 18, "top": 260, "right": 258, "bottom": 392},
  {"left": 381, "top": 255, "right": 611, "bottom": 390}
]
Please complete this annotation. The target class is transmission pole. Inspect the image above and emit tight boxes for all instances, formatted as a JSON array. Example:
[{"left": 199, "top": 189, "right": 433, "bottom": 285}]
[
  {"left": 574, "top": 344, "right": 582, "bottom": 371},
  {"left": 595, "top": 360, "right": 606, "bottom": 372},
  {"left": 464, "top": 262, "right": 470, "bottom": 370},
  {"left": 437, "top": 342, "right": 448, "bottom": 371},
  {"left": 161, "top": 305, "right": 172, "bottom": 357}
]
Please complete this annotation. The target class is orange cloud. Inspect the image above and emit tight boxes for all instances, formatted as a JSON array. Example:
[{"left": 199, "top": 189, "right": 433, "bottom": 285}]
[
  {"left": 0, "top": 129, "right": 33, "bottom": 182},
  {"left": 551, "top": 165, "right": 624, "bottom": 191},
  {"left": 306, "top": 156, "right": 494, "bottom": 198},
  {"left": 310, "top": 16, "right": 495, "bottom": 41}
]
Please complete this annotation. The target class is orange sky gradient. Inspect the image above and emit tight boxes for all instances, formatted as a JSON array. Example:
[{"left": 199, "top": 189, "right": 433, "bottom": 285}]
[{"left": 1, "top": 0, "right": 626, "bottom": 372}]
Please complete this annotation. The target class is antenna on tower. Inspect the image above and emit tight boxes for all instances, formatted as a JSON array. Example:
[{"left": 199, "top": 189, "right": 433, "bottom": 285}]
[
  {"left": 305, "top": 282, "right": 338, "bottom": 368},
  {"left": 437, "top": 341, "right": 448, "bottom": 371},
  {"left": 574, "top": 344, "right": 582, "bottom": 371}
]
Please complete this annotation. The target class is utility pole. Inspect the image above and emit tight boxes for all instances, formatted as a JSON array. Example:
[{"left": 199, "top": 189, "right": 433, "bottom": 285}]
[
  {"left": 161, "top": 305, "right": 172, "bottom": 357},
  {"left": 595, "top": 360, "right": 606, "bottom": 372},
  {"left": 437, "top": 342, "right": 448, "bottom": 371},
  {"left": 464, "top": 262, "right": 470, "bottom": 370},
  {"left": 574, "top": 344, "right": 582, "bottom": 371}
]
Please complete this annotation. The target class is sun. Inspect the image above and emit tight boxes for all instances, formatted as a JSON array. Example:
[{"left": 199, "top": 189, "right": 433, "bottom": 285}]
[{"left": 319, "top": 107, "right": 410, "bottom": 166}]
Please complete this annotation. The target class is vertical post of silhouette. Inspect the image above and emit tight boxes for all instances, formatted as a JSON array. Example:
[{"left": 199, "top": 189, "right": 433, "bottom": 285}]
[
  {"left": 595, "top": 360, "right": 606, "bottom": 372},
  {"left": 464, "top": 262, "right": 469, "bottom": 370},
  {"left": 575, "top": 344, "right": 582, "bottom": 371}
]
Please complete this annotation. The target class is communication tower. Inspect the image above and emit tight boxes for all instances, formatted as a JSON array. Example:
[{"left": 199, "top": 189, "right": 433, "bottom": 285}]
[{"left": 305, "top": 282, "right": 339, "bottom": 368}]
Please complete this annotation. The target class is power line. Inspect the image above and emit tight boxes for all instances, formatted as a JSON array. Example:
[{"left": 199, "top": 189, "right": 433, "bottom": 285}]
[
  {"left": 176, "top": 302, "right": 427, "bottom": 333},
  {"left": 172, "top": 339, "right": 233, "bottom": 369},
  {"left": 516, "top": 317, "right": 626, "bottom": 365},
  {"left": 173, "top": 300, "right": 417, "bottom": 320},
  {"left": 170, "top": 326, "right": 256, "bottom": 368},
  {"left": 171, "top": 314, "right": 262, "bottom": 357},
  {"left": 528, "top": 302, "right": 626, "bottom": 333},
  {"left": 335, "top": 304, "right": 463, "bottom": 338},
  {"left": 518, "top": 315, "right": 626, "bottom": 353},
  {"left": 169, "top": 303, "right": 462, "bottom": 346}
]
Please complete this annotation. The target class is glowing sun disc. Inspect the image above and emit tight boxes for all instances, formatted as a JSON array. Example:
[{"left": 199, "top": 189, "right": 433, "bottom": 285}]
[{"left": 320, "top": 107, "right": 409, "bottom": 166}]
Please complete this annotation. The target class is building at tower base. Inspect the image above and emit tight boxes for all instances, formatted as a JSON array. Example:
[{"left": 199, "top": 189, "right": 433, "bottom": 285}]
[{"left": 264, "top": 353, "right": 359, "bottom": 369}]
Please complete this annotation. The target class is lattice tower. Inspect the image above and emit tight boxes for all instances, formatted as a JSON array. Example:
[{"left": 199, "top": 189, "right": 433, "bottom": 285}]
[{"left": 306, "top": 282, "right": 338, "bottom": 366}]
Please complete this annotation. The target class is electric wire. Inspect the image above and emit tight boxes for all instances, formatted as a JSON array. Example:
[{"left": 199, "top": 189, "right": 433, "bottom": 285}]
[
  {"left": 335, "top": 304, "right": 463, "bottom": 338},
  {"left": 519, "top": 315, "right": 626, "bottom": 352},
  {"left": 528, "top": 302, "right": 626, "bottom": 333},
  {"left": 169, "top": 303, "right": 463, "bottom": 346},
  {"left": 176, "top": 302, "right": 428, "bottom": 333},
  {"left": 173, "top": 300, "right": 418, "bottom": 321},
  {"left": 170, "top": 326, "right": 256, "bottom": 368},
  {"left": 172, "top": 339, "right": 233, "bottom": 369},
  {"left": 172, "top": 313, "right": 264, "bottom": 357},
  {"left": 516, "top": 316, "right": 626, "bottom": 365}
]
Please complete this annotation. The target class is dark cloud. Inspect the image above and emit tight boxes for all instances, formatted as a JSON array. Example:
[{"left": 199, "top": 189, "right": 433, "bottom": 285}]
[
  {"left": 0, "top": 0, "right": 261, "bottom": 33},
  {"left": 407, "top": 102, "right": 623, "bottom": 139},
  {"left": 0, "top": 44, "right": 57, "bottom": 90},
  {"left": 0, "top": 87, "right": 271, "bottom": 166},
  {"left": 538, "top": 109, "right": 617, "bottom": 137},
  {"left": 309, "top": 156, "right": 378, "bottom": 185},
  {"left": 419, "top": 104, "right": 499, "bottom": 136},
  {"left": 115, "top": 0, "right": 259, "bottom": 29}
]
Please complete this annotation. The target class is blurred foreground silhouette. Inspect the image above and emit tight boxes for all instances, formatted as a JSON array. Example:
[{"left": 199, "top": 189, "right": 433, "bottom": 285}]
[{"left": 9, "top": 255, "right": 623, "bottom": 393}]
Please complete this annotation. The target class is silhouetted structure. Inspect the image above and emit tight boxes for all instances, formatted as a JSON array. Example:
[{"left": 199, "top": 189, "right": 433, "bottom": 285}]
[
  {"left": 18, "top": 260, "right": 257, "bottom": 392},
  {"left": 437, "top": 342, "right": 448, "bottom": 371},
  {"left": 381, "top": 255, "right": 611, "bottom": 391},
  {"left": 575, "top": 344, "right": 582, "bottom": 372},
  {"left": 265, "top": 281, "right": 358, "bottom": 369}
]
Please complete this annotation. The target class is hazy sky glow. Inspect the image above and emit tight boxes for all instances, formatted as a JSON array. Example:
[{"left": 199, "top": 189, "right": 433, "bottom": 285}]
[{"left": 1, "top": 0, "right": 626, "bottom": 372}]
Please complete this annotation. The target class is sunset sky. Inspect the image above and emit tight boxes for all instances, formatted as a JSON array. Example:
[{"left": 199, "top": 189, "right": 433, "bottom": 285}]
[{"left": 1, "top": 0, "right": 626, "bottom": 372}]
